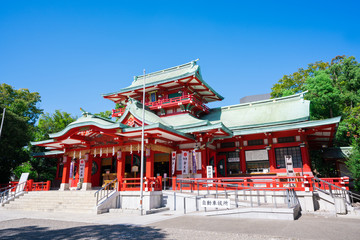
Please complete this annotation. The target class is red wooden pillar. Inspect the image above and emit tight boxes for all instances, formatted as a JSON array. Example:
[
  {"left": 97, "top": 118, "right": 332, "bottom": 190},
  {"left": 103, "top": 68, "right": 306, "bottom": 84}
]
[
  {"left": 117, "top": 150, "right": 125, "bottom": 190},
  {"left": 201, "top": 149, "right": 207, "bottom": 177},
  {"left": 146, "top": 148, "right": 154, "bottom": 178},
  {"left": 240, "top": 148, "right": 246, "bottom": 174},
  {"left": 301, "top": 143, "right": 312, "bottom": 172},
  {"left": 268, "top": 148, "right": 276, "bottom": 172},
  {"left": 82, "top": 153, "right": 93, "bottom": 190},
  {"left": 214, "top": 152, "right": 218, "bottom": 178},
  {"left": 60, "top": 156, "right": 70, "bottom": 190}
]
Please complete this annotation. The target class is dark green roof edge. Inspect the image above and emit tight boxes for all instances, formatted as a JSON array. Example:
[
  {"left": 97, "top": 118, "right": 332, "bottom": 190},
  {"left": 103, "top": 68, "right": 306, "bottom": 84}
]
[
  {"left": 122, "top": 122, "right": 195, "bottom": 140},
  {"left": 233, "top": 116, "right": 341, "bottom": 136}
]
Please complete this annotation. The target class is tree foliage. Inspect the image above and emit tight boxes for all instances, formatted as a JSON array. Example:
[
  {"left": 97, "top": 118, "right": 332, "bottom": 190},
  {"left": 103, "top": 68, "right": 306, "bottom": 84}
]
[
  {"left": 0, "top": 84, "right": 43, "bottom": 183},
  {"left": 34, "top": 110, "right": 77, "bottom": 141},
  {"left": 29, "top": 110, "right": 77, "bottom": 181},
  {"left": 271, "top": 55, "right": 360, "bottom": 184}
]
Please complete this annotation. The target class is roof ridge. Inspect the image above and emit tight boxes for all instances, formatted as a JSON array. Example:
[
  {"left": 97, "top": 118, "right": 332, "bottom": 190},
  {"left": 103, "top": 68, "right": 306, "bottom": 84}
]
[
  {"left": 133, "top": 59, "right": 199, "bottom": 82},
  {"left": 208, "top": 92, "right": 307, "bottom": 112}
]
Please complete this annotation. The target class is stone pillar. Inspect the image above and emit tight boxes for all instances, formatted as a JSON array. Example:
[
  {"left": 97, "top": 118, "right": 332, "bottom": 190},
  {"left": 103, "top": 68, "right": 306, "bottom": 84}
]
[
  {"left": 146, "top": 148, "right": 154, "bottom": 178},
  {"left": 60, "top": 155, "right": 70, "bottom": 191},
  {"left": 82, "top": 153, "right": 93, "bottom": 190}
]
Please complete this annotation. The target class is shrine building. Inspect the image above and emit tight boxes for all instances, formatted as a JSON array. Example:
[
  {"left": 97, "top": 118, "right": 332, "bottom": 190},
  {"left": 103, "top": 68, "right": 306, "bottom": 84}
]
[{"left": 32, "top": 60, "right": 341, "bottom": 190}]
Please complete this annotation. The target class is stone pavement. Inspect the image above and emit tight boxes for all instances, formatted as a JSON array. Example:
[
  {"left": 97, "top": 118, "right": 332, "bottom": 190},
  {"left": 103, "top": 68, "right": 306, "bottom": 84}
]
[{"left": 0, "top": 209, "right": 359, "bottom": 240}]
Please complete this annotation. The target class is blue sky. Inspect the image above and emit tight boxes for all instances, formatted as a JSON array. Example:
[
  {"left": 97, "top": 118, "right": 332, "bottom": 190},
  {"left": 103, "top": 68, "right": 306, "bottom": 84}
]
[{"left": 1, "top": 0, "right": 359, "bottom": 118}]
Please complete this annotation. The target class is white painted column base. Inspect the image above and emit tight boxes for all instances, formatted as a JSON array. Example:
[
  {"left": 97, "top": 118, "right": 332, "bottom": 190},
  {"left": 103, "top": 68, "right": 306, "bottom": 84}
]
[
  {"left": 59, "top": 183, "right": 69, "bottom": 191},
  {"left": 81, "top": 182, "right": 92, "bottom": 191}
]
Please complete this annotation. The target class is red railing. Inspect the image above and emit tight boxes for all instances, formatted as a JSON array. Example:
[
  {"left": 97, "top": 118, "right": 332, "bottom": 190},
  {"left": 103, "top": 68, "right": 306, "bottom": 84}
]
[
  {"left": 118, "top": 176, "right": 162, "bottom": 191},
  {"left": 0, "top": 180, "right": 51, "bottom": 192},
  {"left": 112, "top": 108, "right": 126, "bottom": 118},
  {"left": 171, "top": 176, "right": 349, "bottom": 192},
  {"left": 146, "top": 94, "right": 210, "bottom": 113},
  {"left": 111, "top": 94, "right": 210, "bottom": 117}
]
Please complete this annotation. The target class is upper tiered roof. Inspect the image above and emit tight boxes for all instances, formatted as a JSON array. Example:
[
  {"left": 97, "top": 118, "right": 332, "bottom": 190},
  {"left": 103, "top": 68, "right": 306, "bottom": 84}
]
[{"left": 102, "top": 60, "right": 224, "bottom": 104}]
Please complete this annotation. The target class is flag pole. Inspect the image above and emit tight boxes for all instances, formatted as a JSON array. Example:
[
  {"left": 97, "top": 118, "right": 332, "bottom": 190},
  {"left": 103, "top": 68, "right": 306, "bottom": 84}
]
[
  {"left": 140, "top": 69, "right": 146, "bottom": 216},
  {"left": 0, "top": 108, "right": 6, "bottom": 140}
]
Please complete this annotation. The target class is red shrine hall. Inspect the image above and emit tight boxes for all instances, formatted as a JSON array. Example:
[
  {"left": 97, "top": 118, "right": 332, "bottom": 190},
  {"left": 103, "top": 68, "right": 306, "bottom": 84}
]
[{"left": 32, "top": 60, "right": 341, "bottom": 191}]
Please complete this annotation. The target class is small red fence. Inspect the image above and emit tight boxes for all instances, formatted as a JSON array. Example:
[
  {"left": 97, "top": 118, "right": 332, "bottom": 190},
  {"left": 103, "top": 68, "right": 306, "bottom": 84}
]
[
  {"left": 118, "top": 176, "right": 162, "bottom": 191},
  {"left": 172, "top": 176, "right": 349, "bottom": 192},
  {"left": 0, "top": 180, "right": 51, "bottom": 192}
]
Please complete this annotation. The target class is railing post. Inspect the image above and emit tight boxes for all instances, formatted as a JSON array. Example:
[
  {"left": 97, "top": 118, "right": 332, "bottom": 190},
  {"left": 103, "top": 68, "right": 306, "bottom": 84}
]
[
  {"left": 27, "top": 179, "right": 34, "bottom": 192},
  {"left": 174, "top": 192, "right": 176, "bottom": 211},
  {"left": 158, "top": 176, "right": 163, "bottom": 191},
  {"left": 183, "top": 197, "right": 186, "bottom": 214},
  {"left": 197, "top": 182, "right": 199, "bottom": 196},
  {"left": 235, "top": 187, "right": 238, "bottom": 208},
  {"left": 286, "top": 189, "right": 290, "bottom": 208},
  {"left": 46, "top": 181, "right": 51, "bottom": 191},
  {"left": 172, "top": 177, "right": 177, "bottom": 191}
]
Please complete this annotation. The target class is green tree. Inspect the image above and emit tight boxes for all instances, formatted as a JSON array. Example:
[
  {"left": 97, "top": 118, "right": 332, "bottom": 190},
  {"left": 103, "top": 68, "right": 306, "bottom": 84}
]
[
  {"left": 30, "top": 110, "right": 77, "bottom": 181},
  {"left": 34, "top": 110, "right": 77, "bottom": 141},
  {"left": 306, "top": 71, "right": 341, "bottom": 119},
  {"left": 271, "top": 61, "right": 329, "bottom": 98},
  {"left": 271, "top": 55, "right": 360, "bottom": 187},
  {"left": 0, "top": 84, "right": 43, "bottom": 183},
  {"left": 94, "top": 110, "right": 112, "bottom": 120},
  {"left": 346, "top": 145, "right": 360, "bottom": 191}
]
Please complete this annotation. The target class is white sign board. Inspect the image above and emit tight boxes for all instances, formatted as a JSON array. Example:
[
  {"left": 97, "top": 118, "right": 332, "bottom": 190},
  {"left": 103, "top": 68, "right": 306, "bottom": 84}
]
[
  {"left": 16, "top": 172, "right": 29, "bottom": 193},
  {"left": 79, "top": 159, "right": 86, "bottom": 179},
  {"left": 206, "top": 166, "right": 213, "bottom": 179},
  {"left": 285, "top": 155, "right": 294, "bottom": 177},
  {"left": 171, "top": 151, "right": 176, "bottom": 175},
  {"left": 182, "top": 151, "right": 189, "bottom": 174},
  {"left": 206, "top": 165, "right": 213, "bottom": 187},
  {"left": 200, "top": 198, "right": 230, "bottom": 208}
]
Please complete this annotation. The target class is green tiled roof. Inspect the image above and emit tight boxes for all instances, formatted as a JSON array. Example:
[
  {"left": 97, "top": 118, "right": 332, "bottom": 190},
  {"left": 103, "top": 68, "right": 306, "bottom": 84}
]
[
  {"left": 233, "top": 116, "right": 341, "bottom": 136},
  {"left": 48, "top": 114, "right": 122, "bottom": 138},
  {"left": 161, "top": 113, "right": 209, "bottom": 129},
  {"left": 102, "top": 60, "right": 224, "bottom": 102},
  {"left": 202, "top": 93, "right": 310, "bottom": 130}
]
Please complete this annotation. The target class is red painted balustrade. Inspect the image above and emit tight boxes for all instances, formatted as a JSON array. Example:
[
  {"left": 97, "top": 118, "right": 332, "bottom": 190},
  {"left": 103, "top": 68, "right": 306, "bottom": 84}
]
[
  {"left": 171, "top": 176, "right": 349, "bottom": 192},
  {"left": 117, "top": 176, "right": 162, "bottom": 191},
  {"left": 0, "top": 180, "right": 51, "bottom": 192}
]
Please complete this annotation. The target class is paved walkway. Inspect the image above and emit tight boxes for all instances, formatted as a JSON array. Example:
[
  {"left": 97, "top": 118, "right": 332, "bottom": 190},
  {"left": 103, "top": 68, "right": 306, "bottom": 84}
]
[{"left": 0, "top": 209, "right": 359, "bottom": 239}]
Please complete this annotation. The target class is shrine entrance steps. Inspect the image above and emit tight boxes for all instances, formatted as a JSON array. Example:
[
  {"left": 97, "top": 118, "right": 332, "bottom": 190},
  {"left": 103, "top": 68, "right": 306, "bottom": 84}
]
[{"left": 2, "top": 190, "right": 98, "bottom": 213}]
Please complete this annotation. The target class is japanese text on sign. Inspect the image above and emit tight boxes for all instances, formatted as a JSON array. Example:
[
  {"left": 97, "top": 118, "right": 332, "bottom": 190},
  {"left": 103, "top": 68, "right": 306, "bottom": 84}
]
[{"left": 200, "top": 198, "right": 230, "bottom": 208}]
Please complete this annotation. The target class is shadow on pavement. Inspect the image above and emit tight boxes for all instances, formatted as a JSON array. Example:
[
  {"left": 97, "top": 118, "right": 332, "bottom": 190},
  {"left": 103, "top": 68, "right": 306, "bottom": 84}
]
[{"left": 0, "top": 220, "right": 166, "bottom": 240}]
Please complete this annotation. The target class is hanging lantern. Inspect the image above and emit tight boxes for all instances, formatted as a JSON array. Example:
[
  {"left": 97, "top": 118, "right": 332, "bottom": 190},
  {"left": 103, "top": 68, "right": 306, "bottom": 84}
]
[
  {"left": 130, "top": 145, "right": 133, "bottom": 154},
  {"left": 100, "top": 148, "right": 103, "bottom": 157},
  {"left": 63, "top": 155, "right": 68, "bottom": 163},
  {"left": 85, "top": 153, "right": 89, "bottom": 161},
  {"left": 79, "top": 150, "right": 82, "bottom": 159},
  {"left": 112, "top": 146, "right": 115, "bottom": 156},
  {"left": 94, "top": 148, "right": 97, "bottom": 157},
  {"left": 117, "top": 150, "right": 122, "bottom": 159}
]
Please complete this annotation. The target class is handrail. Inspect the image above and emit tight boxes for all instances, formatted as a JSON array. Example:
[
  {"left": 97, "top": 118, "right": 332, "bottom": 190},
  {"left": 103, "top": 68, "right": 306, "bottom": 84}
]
[
  {"left": 94, "top": 178, "right": 118, "bottom": 206},
  {"left": 163, "top": 181, "right": 299, "bottom": 214},
  {"left": 0, "top": 181, "right": 27, "bottom": 206},
  {"left": 313, "top": 177, "right": 360, "bottom": 206}
]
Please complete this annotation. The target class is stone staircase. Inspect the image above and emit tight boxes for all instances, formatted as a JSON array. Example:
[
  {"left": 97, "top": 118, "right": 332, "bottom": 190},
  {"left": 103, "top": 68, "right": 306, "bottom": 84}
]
[{"left": 2, "top": 190, "right": 98, "bottom": 213}]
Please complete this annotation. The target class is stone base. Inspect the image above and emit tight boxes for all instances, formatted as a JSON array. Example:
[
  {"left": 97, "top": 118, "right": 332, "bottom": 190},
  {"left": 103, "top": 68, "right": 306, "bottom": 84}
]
[
  {"left": 81, "top": 182, "right": 92, "bottom": 191},
  {"left": 59, "top": 183, "right": 69, "bottom": 191}
]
